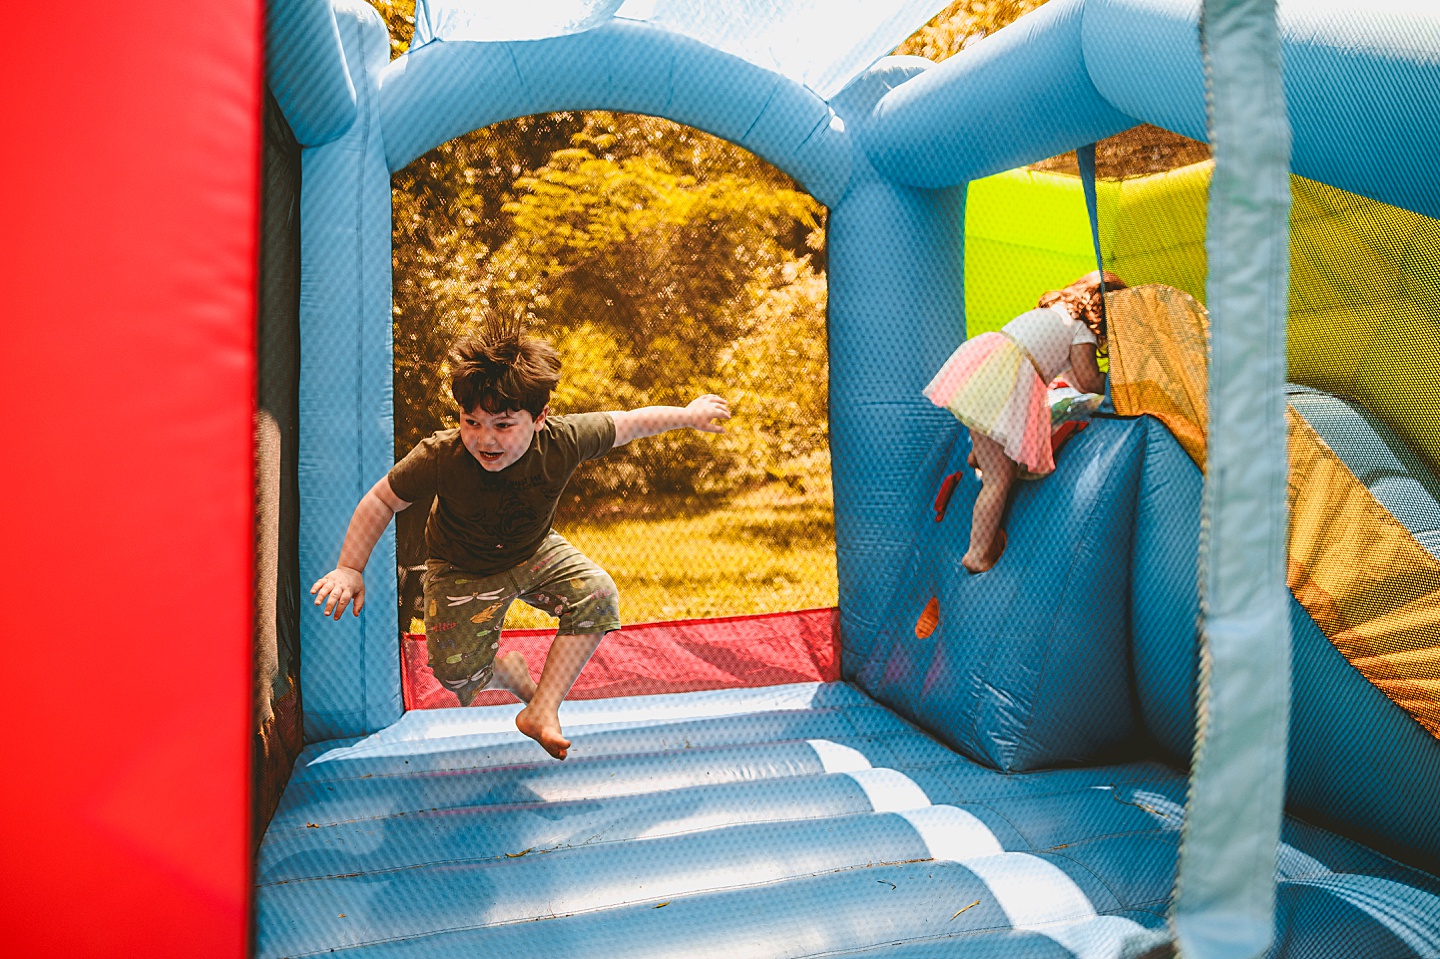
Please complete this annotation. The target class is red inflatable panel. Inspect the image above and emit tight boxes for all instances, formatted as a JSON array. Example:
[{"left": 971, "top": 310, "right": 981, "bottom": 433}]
[
  {"left": 0, "top": 4, "right": 260, "bottom": 957},
  {"left": 403, "top": 608, "right": 841, "bottom": 709}
]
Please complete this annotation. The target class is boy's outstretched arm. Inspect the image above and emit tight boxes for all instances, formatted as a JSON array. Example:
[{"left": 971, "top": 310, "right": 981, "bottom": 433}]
[
  {"left": 310, "top": 478, "right": 412, "bottom": 619},
  {"left": 607, "top": 394, "right": 731, "bottom": 447}
]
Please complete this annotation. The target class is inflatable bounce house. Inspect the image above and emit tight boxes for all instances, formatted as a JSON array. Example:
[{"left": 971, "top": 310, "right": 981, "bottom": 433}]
[{"left": 6, "top": 1, "right": 1439, "bottom": 957}]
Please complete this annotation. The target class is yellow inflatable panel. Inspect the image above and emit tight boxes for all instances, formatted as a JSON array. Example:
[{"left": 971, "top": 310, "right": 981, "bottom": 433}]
[{"left": 966, "top": 163, "right": 1440, "bottom": 472}]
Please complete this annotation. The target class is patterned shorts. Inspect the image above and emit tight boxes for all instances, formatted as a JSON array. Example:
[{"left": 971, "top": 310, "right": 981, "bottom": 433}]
[{"left": 423, "top": 532, "right": 621, "bottom": 706}]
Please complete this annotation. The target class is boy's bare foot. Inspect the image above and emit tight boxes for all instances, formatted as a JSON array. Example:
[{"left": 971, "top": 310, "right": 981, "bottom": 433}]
[
  {"left": 962, "top": 530, "right": 1007, "bottom": 574},
  {"left": 516, "top": 705, "right": 571, "bottom": 760},
  {"left": 490, "top": 651, "right": 537, "bottom": 703}
]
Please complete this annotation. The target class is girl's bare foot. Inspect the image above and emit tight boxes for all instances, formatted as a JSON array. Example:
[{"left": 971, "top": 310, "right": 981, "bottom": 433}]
[
  {"left": 515, "top": 705, "right": 571, "bottom": 760},
  {"left": 490, "top": 650, "right": 537, "bottom": 703},
  {"left": 962, "top": 530, "right": 1007, "bottom": 574}
]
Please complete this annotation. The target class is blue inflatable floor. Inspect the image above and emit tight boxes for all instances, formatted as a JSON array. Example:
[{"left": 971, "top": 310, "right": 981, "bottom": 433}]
[{"left": 254, "top": 682, "right": 1440, "bottom": 958}]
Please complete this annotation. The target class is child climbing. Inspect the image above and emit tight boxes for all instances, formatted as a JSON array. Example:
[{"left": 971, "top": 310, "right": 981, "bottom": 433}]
[
  {"left": 309, "top": 319, "right": 731, "bottom": 759},
  {"left": 923, "top": 270, "right": 1126, "bottom": 573}
]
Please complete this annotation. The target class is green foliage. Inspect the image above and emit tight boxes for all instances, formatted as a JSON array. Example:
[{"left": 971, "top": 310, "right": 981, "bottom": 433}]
[
  {"left": 893, "top": 0, "right": 1050, "bottom": 60},
  {"left": 391, "top": 108, "right": 829, "bottom": 506},
  {"left": 366, "top": 0, "right": 415, "bottom": 57},
  {"left": 504, "top": 483, "right": 838, "bottom": 627},
  {"left": 392, "top": 113, "right": 584, "bottom": 455}
]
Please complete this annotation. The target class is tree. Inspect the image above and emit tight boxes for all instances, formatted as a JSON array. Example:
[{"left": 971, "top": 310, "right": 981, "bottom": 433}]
[{"left": 893, "top": 1, "right": 1050, "bottom": 60}]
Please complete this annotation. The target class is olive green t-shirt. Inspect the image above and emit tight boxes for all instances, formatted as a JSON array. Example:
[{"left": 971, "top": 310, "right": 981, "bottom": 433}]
[{"left": 387, "top": 412, "right": 616, "bottom": 575}]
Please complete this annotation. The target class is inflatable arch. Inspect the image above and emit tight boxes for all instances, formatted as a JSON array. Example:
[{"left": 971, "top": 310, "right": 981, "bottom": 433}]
[{"left": 289, "top": 2, "right": 976, "bottom": 740}]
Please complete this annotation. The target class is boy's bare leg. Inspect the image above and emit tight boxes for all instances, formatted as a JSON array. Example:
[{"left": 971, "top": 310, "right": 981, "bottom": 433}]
[
  {"left": 488, "top": 650, "right": 537, "bottom": 703},
  {"left": 964, "top": 431, "right": 1016, "bottom": 573},
  {"left": 515, "top": 631, "right": 607, "bottom": 760}
]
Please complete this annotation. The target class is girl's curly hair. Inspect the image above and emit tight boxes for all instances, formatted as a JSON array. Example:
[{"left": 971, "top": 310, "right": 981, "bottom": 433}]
[
  {"left": 1037, "top": 270, "right": 1128, "bottom": 349},
  {"left": 449, "top": 317, "right": 560, "bottom": 416}
]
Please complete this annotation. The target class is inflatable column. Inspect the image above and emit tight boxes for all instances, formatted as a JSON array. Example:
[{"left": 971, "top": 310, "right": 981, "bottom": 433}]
[
  {"left": 296, "top": 0, "right": 401, "bottom": 740},
  {"left": 826, "top": 60, "right": 968, "bottom": 678}
]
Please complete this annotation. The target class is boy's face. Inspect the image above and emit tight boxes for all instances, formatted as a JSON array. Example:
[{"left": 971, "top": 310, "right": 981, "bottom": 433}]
[{"left": 459, "top": 405, "right": 547, "bottom": 472}]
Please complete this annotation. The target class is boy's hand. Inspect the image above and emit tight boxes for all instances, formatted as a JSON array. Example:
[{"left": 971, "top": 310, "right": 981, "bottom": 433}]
[
  {"left": 311, "top": 566, "right": 366, "bottom": 619},
  {"left": 687, "top": 394, "right": 731, "bottom": 433}
]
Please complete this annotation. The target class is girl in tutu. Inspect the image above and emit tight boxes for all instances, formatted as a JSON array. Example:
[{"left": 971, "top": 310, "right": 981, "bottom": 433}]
[{"left": 924, "top": 270, "right": 1125, "bottom": 572}]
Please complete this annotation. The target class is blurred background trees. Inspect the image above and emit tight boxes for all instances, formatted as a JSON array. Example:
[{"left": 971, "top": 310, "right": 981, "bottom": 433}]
[{"left": 391, "top": 106, "right": 829, "bottom": 507}]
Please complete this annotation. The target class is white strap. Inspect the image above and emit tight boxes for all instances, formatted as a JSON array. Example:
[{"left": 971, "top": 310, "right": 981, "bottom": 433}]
[{"left": 1172, "top": 1, "right": 1294, "bottom": 957}]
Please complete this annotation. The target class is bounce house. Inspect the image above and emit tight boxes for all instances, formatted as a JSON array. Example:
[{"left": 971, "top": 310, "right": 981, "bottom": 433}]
[{"left": 6, "top": 1, "right": 1439, "bottom": 957}]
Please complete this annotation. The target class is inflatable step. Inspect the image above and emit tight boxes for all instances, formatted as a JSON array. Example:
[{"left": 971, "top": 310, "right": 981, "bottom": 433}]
[
  {"left": 260, "top": 769, "right": 1187, "bottom": 892},
  {"left": 269, "top": 735, "right": 950, "bottom": 828},
  {"left": 279, "top": 856, "right": 1166, "bottom": 959},
  {"left": 258, "top": 766, "right": 961, "bottom": 884},
  {"left": 306, "top": 680, "right": 873, "bottom": 752},
  {"left": 256, "top": 804, "right": 1024, "bottom": 957},
  {"left": 1288, "top": 383, "right": 1440, "bottom": 558},
  {"left": 821, "top": 918, "right": 1169, "bottom": 959},
  {"left": 286, "top": 702, "right": 918, "bottom": 784}
]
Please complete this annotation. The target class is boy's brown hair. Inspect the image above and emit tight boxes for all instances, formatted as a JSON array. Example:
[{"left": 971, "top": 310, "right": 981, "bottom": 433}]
[{"left": 449, "top": 319, "right": 561, "bottom": 417}]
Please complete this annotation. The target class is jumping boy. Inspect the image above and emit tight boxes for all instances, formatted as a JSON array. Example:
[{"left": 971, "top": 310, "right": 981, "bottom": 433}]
[{"left": 310, "top": 321, "right": 730, "bottom": 760}]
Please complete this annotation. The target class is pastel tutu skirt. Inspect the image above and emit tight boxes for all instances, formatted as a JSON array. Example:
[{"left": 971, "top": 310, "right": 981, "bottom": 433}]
[{"left": 923, "top": 331, "right": 1055, "bottom": 476}]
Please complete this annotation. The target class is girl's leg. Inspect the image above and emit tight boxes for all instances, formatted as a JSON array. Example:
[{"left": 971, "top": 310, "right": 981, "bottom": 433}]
[
  {"left": 964, "top": 430, "right": 1017, "bottom": 573},
  {"left": 516, "top": 632, "right": 609, "bottom": 760}
]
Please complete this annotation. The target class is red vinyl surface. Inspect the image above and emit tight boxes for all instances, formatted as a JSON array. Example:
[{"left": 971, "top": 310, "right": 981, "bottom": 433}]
[
  {"left": 403, "top": 608, "right": 841, "bottom": 709},
  {"left": 0, "top": 4, "right": 260, "bottom": 956}
]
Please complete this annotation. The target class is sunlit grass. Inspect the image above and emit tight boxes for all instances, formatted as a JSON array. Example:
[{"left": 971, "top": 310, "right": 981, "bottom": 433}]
[{"left": 501, "top": 482, "right": 838, "bottom": 628}]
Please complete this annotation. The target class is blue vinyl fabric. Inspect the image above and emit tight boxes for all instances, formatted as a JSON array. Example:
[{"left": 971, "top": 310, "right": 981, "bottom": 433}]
[
  {"left": 378, "top": 19, "right": 853, "bottom": 203},
  {"left": 254, "top": 682, "right": 1440, "bottom": 958},
  {"left": 1129, "top": 419, "right": 1202, "bottom": 764},
  {"left": 826, "top": 59, "right": 969, "bottom": 679},
  {"left": 1084, "top": 0, "right": 1440, "bottom": 218},
  {"left": 855, "top": 419, "right": 1147, "bottom": 773},
  {"left": 864, "top": 0, "right": 1136, "bottom": 188},
  {"left": 411, "top": 0, "right": 950, "bottom": 99},
  {"left": 258, "top": 3, "right": 1440, "bottom": 947},
  {"left": 861, "top": 0, "right": 1440, "bottom": 218},
  {"left": 267, "top": 0, "right": 358, "bottom": 146},
  {"left": 294, "top": 0, "right": 402, "bottom": 740}
]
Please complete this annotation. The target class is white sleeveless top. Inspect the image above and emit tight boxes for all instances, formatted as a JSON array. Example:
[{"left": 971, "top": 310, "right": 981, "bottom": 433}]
[{"left": 1001, "top": 305, "right": 1099, "bottom": 382}]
